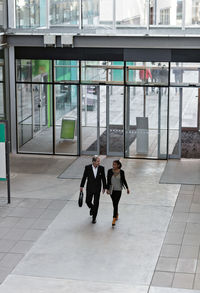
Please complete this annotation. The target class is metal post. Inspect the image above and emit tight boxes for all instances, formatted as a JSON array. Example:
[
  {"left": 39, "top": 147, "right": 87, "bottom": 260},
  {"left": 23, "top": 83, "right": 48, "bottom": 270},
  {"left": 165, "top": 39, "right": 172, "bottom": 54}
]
[
  {"left": 146, "top": 0, "right": 150, "bottom": 31},
  {"left": 46, "top": 0, "right": 50, "bottom": 29},
  {"left": 182, "top": 0, "right": 185, "bottom": 30},
  {"left": 79, "top": 0, "right": 82, "bottom": 30},
  {"left": 5, "top": 121, "right": 11, "bottom": 204},
  {"left": 113, "top": 0, "right": 116, "bottom": 30}
]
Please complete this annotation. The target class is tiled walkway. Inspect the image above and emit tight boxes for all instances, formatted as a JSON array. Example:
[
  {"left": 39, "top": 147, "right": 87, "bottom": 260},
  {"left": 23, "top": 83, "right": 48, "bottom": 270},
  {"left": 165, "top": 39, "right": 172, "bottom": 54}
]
[
  {"left": 0, "top": 197, "right": 68, "bottom": 284},
  {"left": 0, "top": 155, "right": 200, "bottom": 293},
  {"left": 152, "top": 185, "right": 200, "bottom": 290}
]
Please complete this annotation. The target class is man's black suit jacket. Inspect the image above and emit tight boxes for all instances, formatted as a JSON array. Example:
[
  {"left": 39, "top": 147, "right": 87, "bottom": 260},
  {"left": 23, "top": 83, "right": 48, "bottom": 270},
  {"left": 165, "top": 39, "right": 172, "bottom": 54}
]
[{"left": 80, "top": 164, "right": 106, "bottom": 194}]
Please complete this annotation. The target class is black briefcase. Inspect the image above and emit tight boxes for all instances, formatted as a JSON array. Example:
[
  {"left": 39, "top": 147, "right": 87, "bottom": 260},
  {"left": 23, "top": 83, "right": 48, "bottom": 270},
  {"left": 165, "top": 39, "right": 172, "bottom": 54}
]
[{"left": 78, "top": 191, "right": 84, "bottom": 207}]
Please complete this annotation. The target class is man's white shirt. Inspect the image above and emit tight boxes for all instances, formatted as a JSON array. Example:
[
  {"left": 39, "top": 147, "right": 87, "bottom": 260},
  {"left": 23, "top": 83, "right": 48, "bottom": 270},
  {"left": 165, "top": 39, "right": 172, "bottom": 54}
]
[{"left": 92, "top": 165, "right": 98, "bottom": 178}]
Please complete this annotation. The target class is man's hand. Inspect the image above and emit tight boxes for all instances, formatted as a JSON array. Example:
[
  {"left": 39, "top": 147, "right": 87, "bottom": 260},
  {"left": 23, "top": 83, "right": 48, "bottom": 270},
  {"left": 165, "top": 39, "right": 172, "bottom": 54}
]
[
  {"left": 80, "top": 187, "right": 83, "bottom": 192},
  {"left": 127, "top": 189, "right": 130, "bottom": 194}
]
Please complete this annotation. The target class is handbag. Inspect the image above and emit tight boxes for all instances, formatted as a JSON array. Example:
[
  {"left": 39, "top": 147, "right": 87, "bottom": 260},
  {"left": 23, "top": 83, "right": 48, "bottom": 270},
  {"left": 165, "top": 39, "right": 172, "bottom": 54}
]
[{"left": 78, "top": 191, "right": 84, "bottom": 207}]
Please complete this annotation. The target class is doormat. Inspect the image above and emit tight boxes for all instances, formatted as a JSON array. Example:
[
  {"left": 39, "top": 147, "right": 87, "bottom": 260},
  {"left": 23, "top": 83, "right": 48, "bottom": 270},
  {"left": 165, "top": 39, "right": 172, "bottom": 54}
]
[
  {"left": 87, "top": 126, "right": 137, "bottom": 155},
  {"left": 173, "top": 130, "right": 200, "bottom": 158}
]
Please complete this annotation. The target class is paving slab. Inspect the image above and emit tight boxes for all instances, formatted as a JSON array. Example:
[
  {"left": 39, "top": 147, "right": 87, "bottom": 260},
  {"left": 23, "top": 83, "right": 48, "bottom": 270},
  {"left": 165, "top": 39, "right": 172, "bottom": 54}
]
[{"left": 0, "top": 275, "right": 148, "bottom": 293}]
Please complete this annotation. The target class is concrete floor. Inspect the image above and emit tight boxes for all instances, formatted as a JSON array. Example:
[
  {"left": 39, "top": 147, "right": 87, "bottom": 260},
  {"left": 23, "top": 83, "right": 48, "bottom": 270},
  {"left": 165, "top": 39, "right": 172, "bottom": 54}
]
[{"left": 0, "top": 155, "right": 200, "bottom": 292}]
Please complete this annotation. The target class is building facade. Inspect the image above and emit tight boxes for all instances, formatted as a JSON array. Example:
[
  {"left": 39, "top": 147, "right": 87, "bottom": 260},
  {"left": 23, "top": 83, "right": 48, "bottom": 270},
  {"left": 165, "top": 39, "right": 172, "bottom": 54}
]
[{"left": 1, "top": 0, "right": 200, "bottom": 159}]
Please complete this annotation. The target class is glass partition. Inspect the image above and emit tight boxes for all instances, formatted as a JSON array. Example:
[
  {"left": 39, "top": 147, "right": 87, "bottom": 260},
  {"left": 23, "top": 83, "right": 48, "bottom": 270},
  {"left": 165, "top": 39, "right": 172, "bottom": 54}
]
[
  {"left": 81, "top": 61, "right": 124, "bottom": 84},
  {"left": 83, "top": 0, "right": 113, "bottom": 27},
  {"left": 55, "top": 84, "right": 78, "bottom": 155},
  {"left": 126, "top": 62, "right": 169, "bottom": 86},
  {"left": 50, "top": 0, "right": 79, "bottom": 26},
  {"left": 116, "top": 0, "right": 147, "bottom": 26},
  {"left": 54, "top": 60, "right": 79, "bottom": 82}
]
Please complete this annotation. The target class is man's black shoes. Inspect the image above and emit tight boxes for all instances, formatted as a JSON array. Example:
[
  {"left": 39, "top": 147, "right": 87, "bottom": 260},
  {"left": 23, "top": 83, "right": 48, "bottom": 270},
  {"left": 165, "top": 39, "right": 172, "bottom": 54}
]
[{"left": 92, "top": 218, "right": 96, "bottom": 224}]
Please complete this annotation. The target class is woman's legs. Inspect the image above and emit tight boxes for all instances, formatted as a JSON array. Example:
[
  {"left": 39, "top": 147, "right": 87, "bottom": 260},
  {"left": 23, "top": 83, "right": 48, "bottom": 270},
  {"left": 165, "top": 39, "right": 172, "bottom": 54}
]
[{"left": 110, "top": 191, "right": 122, "bottom": 218}]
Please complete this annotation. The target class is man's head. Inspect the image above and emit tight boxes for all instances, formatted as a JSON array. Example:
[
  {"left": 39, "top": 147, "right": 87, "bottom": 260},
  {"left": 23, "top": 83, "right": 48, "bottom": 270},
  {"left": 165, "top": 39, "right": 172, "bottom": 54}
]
[{"left": 92, "top": 155, "right": 100, "bottom": 168}]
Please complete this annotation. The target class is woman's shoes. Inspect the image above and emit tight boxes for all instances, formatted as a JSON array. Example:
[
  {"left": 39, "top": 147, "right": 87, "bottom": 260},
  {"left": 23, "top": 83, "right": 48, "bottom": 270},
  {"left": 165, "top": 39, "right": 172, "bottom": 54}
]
[{"left": 112, "top": 218, "right": 116, "bottom": 227}]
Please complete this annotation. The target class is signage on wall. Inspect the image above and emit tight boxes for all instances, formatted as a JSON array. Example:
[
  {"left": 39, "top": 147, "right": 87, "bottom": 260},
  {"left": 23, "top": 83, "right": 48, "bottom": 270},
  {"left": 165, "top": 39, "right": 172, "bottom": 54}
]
[{"left": 0, "top": 121, "right": 11, "bottom": 204}]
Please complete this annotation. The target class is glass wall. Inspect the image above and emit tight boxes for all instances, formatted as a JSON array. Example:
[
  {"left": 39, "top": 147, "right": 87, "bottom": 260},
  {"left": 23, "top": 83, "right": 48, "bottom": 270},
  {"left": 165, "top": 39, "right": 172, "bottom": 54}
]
[
  {"left": 0, "top": 49, "right": 5, "bottom": 120},
  {"left": 15, "top": 59, "right": 200, "bottom": 159},
  {"left": 14, "top": 0, "right": 200, "bottom": 29}
]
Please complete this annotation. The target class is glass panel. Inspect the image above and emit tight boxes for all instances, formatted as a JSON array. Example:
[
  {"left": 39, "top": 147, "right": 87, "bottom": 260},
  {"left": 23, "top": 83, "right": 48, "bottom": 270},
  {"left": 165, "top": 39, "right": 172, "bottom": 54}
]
[
  {"left": 108, "top": 86, "right": 124, "bottom": 155},
  {"left": 55, "top": 84, "right": 78, "bottom": 155},
  {"left": 168, "top": 88, "right": 181, "bottom": 157},
  {"left": 126, "top": 62, "right": 169, "bottom": 86},
  {"left": 17, "top": 83, "right": 53, "bottom": 153},
  {"left": 150, "top": 0, "right": 183, "bottom": 26},
  {"left": 81, "top": 85, "right": 98, "bottom": 154},
  {"left": 83, "top": 0, "right": 113, "bottom": 27},
  {"left": 185, "top": 0, "right": 200, "bottom": 26},
  {"left": 116, "top": 0, "right": 147, "bottom": 26},
  {"left": 171, "top": 63, "right": 200, "bottom": 86},
  {"left": 0, "top": 83, "right": 4, "bottom": 119},
  {"left": 16, "top": 0, "right": 47, "bottom": 28},
  {"left": 50, "top": 0, "right": 79, "bottom": 26},
  {"left": 0, "top": 0, "right": 4, "bottom": 29},
  {"left": 81, "top": 61, "right": 124, "bottom": 84},
  {"left": 54, "top": 60, "right": 79, "bottom": 82},
  {"left": 125, "top": 86, "right": 168, "bottom": 158},
  {"left": 16, "top": 60, "right": 52, "bottom": 82},
  {"left": 182, "top": 88, "right": 198, "bottom": 128}
]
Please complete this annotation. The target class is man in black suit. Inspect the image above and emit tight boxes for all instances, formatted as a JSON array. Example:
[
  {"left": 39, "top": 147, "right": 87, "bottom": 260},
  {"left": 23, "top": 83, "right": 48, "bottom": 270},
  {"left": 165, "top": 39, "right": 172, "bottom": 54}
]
[{"left": 80, "top": 156, "right": 106, "bottom": 224}]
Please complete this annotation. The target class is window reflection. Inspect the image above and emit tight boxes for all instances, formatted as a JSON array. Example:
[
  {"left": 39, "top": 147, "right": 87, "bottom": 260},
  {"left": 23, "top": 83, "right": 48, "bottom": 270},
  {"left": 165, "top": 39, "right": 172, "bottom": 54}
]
[
  {"left": 150, "top": 0, "right": 183, "bottom": 26},
  {"left": 50, "top": 0, "right": 79, "bottom": 26},
  {"left": 16, "top": 0, "right": 46, "bottom": 28},
  {"left": 83, "top": 0, "right": 113, "bottom": 26},
  {"left": 116, "top": 0, "right": 147, "bottom": 26}
]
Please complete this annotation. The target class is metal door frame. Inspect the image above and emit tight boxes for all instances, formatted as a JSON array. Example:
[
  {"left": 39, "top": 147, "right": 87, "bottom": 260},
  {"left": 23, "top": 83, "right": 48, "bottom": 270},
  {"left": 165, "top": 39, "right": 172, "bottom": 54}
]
[
  {"left": 80, "top": 85, "right": 100, "bottom": 155},
  {"left": 168, "top": 87, "right": 182, "bottom": 159}
]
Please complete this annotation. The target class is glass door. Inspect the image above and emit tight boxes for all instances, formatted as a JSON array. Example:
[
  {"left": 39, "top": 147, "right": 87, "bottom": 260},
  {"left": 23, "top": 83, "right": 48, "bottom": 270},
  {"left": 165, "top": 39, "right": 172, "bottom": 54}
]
[
  {"left": 81, "top": 85, "right": 100, "bottom": 155},
  {"left": 107, "top": 86, "right": 124, "bottom": 156},
  {"left": 125, "top": 86, "right": 168, "bottom": 159}
]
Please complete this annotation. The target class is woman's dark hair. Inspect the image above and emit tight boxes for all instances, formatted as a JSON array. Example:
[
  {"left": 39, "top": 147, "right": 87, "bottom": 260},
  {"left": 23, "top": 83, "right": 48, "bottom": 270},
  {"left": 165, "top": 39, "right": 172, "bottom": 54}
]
[{"left": 113, "top": 160, "right": 122, "bottom": 169}]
